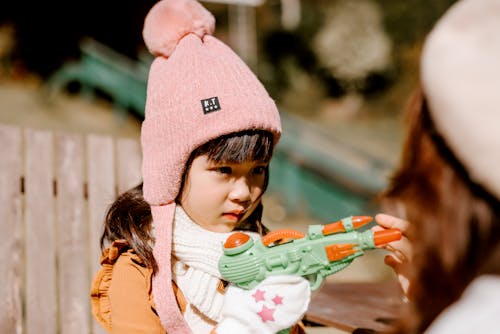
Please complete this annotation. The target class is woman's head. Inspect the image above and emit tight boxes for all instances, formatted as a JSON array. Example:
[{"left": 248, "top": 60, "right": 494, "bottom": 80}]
[
  {"left": 178, "top": 130, "right": 274, "bottom": 232},
  {"left": 382, "top": 0, "right": 500, "bottom": 330},
  {"left": 384, "top": 0, "right": 500, "bottom": 279},
  {"left": 398, "top": 0, "right": 500, "bottom": 279}
]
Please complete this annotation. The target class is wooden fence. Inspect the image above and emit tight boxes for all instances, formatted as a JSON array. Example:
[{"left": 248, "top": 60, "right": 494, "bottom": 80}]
[{"left": 0, "top": 124, "right": 142, "bottom": 334}]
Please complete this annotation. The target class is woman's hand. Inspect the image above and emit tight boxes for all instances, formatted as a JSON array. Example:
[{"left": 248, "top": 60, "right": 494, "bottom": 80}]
[{"left": 374, "top": 213, "right": 412, "bottom": 295}]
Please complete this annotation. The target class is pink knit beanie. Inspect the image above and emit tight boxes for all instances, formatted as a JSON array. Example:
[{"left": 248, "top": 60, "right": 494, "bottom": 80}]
[
  {"left": 141, "top": 0, "right": 281, "bottom": 332},
  {"left": 421, "top": 0, "right": 500, "bottom": 200}
]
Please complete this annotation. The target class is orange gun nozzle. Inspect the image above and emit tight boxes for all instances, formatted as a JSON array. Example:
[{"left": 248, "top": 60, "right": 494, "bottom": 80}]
[
  {"left": 262, "top": 229, "right": 305, "bottom": 246},
  {"left": 322, "top": 216, "right": 373, "bottom": 235},
  {"left": 352, "top": 216, "right": 374, "bottom": 227},
  {"left": 373, "top": 228, "right": 402, "bottom": 246}
]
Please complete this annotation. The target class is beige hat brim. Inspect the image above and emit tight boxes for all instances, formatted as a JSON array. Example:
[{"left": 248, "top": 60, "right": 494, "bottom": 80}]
[{"left": 421, "top": 0, "right": 500, "bottom": 199}]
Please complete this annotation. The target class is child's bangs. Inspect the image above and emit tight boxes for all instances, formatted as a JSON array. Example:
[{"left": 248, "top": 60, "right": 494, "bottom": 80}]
[{"left": 201, "top": 130, "right": 274, "bottom": 164}]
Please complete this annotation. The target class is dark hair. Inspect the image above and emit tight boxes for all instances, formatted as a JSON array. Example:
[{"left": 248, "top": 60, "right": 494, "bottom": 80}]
[
  {"left": 100, "top": 130, "right": 275, "bottom": 274},
  {"left": 381, "top": 88, "right": 500, "bottom": 333}
]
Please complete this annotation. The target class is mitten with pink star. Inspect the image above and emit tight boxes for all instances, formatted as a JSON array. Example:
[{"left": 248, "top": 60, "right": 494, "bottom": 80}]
[{"left": 215, "top": 275, "right": 311, "bottom": 334}]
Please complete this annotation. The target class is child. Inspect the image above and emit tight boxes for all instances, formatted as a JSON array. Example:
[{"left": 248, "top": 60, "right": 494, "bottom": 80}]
[
  {"left": 376, "top": 0, "right": 500, "bottom": 332},
  {"left": 90, "top": 0, "right": 310, "bottom": 333}
]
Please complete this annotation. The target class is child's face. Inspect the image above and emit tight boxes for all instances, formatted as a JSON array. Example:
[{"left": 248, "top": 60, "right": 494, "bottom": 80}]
[{"left": 179, "top": 154, "right": 268, "bottom": 232}]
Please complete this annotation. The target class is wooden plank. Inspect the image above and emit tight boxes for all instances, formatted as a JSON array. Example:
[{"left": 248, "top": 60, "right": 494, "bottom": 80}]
[
  {"left": 306, "top": 280, "right": 403, "bottom": 333},
  {"left": 56, "top": 133, "right": 90, "bottom": 334},
  {"left": 87, "top": 134, "right": 115, "bottom": 334},
  {"left": 116, "top": 137, "right": 142, "bottom": 194},
  {"left": 24, "top": 129, "right": 57, "bottom": 334},
  {"left": 0, "top": 125, "right": 23, "bottom": 334}
]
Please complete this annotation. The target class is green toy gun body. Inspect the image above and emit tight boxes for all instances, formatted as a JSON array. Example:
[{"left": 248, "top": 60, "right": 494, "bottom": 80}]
[{"left": 219, "top": 216, "right": 401, "bottom": 291}]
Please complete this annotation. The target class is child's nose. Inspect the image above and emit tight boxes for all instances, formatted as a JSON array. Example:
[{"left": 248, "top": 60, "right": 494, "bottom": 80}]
[{"left": 228, "top": 177, "right": 251, "bottom": 202}]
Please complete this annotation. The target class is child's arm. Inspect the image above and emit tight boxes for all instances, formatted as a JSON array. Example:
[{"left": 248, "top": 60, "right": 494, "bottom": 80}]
[{"left": 108, "top": 252, "right": 165, "bottom": 333}]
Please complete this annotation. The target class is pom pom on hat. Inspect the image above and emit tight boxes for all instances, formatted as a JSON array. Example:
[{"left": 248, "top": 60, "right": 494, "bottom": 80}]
[
  {"left": 421, "top": 0, "right": 500, "bottom": 199},
  {"left": 143, "top": 0, "right": 215, "bottom": 58}
]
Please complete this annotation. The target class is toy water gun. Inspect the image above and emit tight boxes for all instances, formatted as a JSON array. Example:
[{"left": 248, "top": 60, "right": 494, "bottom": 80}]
[{"left": 219, "top": 216, "right": 401, "bottom": 291}]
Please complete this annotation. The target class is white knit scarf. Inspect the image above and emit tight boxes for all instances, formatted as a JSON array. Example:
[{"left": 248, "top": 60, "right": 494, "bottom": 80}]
[{"left": 172, "top": 206, "right": 259, "bottom": 332}]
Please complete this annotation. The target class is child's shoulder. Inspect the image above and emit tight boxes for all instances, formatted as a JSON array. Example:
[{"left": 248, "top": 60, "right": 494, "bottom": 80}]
[
  {"left": 96, "top": 239, "right": 152, "bottom": 278},
  {"left": 91, "top": 240, "right": 154, "bottom": 331},
  {"left": 108, "top": 239, "right": 144, "bottom": 260}
]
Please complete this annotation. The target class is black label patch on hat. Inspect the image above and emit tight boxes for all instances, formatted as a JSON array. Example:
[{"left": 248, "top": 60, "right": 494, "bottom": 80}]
[{"left": 201, "top": 97, "right": 221, "bottom": 114}]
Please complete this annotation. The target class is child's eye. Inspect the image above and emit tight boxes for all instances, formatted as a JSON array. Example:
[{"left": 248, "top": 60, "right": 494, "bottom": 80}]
[
  {"left": 217, "top": 166, "right": 232, "bottom": 174},
  {"left": 252, "top": 166, "right": 266, "bottom": 175}
]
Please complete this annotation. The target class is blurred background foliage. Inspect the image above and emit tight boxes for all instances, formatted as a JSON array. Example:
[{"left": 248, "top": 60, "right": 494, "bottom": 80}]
[
  {"left": 1, "top": 0, "right": 456, "bottom": 111},
  {"left": 254, "top": 0, "right": 457, "bottom": 120}
]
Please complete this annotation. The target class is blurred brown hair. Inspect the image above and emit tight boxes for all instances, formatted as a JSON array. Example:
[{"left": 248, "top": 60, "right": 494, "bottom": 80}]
[{"left": 381, "top": 87, "right": 500, "bottom": 333}]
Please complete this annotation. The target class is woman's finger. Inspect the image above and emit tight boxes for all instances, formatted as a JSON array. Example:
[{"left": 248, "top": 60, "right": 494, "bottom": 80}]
[
  {"left": 384, "top": 254, "right": 401, "bottom": 269},
  {"left": 384, "top": 255, "right": 411, "bottom": 296},
  {"left": 375, "top": 213, "right": 410, "bottom": 232}
]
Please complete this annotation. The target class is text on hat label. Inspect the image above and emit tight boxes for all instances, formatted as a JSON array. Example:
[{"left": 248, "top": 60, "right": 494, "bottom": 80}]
[{"left": 201, "top": 97, "right": 221, "bottom": 114}]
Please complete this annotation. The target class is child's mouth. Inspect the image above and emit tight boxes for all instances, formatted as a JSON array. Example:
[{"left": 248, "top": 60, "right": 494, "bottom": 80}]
[{"left": 223, "top": 211, "right": 244, "bottom": 221}]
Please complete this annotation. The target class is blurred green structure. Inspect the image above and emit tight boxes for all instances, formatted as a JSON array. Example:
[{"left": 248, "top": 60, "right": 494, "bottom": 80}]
[
  {"left": 46, "top": 38, "right": 149, "bottom": 117},
  {"left": 47, "top": 38, "right": 391, "bottom": 222}
]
